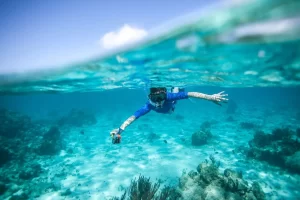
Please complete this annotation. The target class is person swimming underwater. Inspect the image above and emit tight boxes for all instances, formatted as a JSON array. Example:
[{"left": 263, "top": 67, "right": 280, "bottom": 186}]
[{"left": 110, "top": 87, "right": 228, "bottom": 144}]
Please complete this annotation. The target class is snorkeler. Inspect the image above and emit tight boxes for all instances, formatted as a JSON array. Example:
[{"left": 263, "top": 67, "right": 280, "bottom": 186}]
[{"left": 110, "top": 87, "right": 228, "bottom": 144}]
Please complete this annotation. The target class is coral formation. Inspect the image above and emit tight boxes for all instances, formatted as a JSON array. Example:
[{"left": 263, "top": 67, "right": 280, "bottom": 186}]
[
  {"left": 192, "top": 130, "right": 212, "bottom": 146},
  {"left": 18, "top": 163, "right": 42, "bottom": 180},
  {"left": 112, "top": 175, "right": 181, "bottom": 200},
  {"left": 0, "top": 109, "right": 41, "bottom": 167},
  {"left": 296, "top": 128, "right": 300, "bottom": 138},
  {"left": 36, "top": 126, "right": 64, "bottom": 155},
  {"left": 179, "top": 156, "right": 265, "bottom": 200},
  {"left": 248, "top": 127, "right": 300, "bottom": 173},
  {"left": 0, "top": 182, "right": 7, "bottom": 195},
  {"left": 285, "top": 151, "right": 300, "bottom": 173},
  {"left": 0, "top": 110, "right": 68, "bottom": 198},
  {"left": 0, "top": 147, "right": 11, "bottom": 166},
  {"left": 191, "top": 121, "right": 213, "bottom": 146},
  {"left": 113, "top": 156, "right": 265, "bottom": 200},
  {"left": 0, "top": 108, "right": 32, "bottom": 138}
]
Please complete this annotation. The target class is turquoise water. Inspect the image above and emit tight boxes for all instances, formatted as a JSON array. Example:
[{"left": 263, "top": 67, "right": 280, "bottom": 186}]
[{"left": 1, "top": 0, "right": 300, "bottom": 199}]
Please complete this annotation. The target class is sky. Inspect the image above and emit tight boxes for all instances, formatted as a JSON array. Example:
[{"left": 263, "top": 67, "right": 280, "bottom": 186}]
[{"left": 0, "top": 0, "right": 215, "bottom": 74}]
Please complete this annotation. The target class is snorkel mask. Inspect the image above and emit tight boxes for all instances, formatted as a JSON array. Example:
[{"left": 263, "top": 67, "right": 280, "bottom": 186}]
[{"left": 148, "top": 87, "right": 167, "bottom": 108}]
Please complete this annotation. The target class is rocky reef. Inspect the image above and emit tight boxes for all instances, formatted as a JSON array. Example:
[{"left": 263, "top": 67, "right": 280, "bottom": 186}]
[
  {"left": 247, "top": 127, "right": 300, "bottom": 173},
  {"left": 296, "top": 128, "right": 300, "bottom": 138},
  {"left": 0, "top": 109, "right": 39, "bottom": 167},
  {"left": 0, "top": 108, "right": 33, "bottom": 138},
  {"left": 179, "top": 156, "right": 265, "bottom": 200},
  {"left": 36, "top": 126, "right": 64, "bottom": 155},
  {"left": 18, "top": 163, "right": 43, "bottom": 180},
  {"left": 0, "top": 147, "right": 11, "bottom": 167},
  {"left": 0, "top": 109, "right": 67, "bottom": 199},
  {"left": 113, "top": 156, "right": 266, "bottom": 200},
  {"left": 191, "top": 121, "right": 213, "bottom": 146},
  {"left": 112, "top": 175, "right": 181, "bottom": 200}
]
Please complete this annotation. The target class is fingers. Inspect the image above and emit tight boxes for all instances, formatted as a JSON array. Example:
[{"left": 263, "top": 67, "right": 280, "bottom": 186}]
[
  {"left": 218, "top": 91, "right": 228, "bottom": 96},
  {"left": 212, "top": 92, "right": 229, "bottom": 103},
  {"left": 219, "top": 92, "right": 228, "bottom": 97},
  {"left": 216, "top": 98, "right": 228, "bottom": 102},
  {"left": 215, "top": 95, "right": 228, "bottom": 101},
  {"left": 221, "top": 97, "right": 229, "bottom": 101},
  {"left": 110, "top": 129, "right": 118, "bottom": 135},
  {"left": 215, "top": 91, "right": 228, "bottom": 97},
  {"left": 215, "top": 91, "right": 229, "bottom": 102}
]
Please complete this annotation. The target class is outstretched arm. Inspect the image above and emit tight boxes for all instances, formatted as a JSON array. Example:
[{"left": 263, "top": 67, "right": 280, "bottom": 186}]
[
  {"left": 113, "top": 115, "right": 136, "bottom": 134},
  {"left": 187, "top": 91, "right": 228, "bottom": 105},
  {"left": 110, "top": 103, "right": 151, "bottom": 142},
  {"left": 110, "top": 116, "right": 136, "bottom": 144},
  {"left": 110, "top": 115, "right": 138, "bottom": 136}
]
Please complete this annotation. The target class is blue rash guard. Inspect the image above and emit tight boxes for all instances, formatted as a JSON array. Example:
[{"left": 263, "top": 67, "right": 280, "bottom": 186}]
[{"left": 133, "top": 92, "right": 189, "bottom": 119}]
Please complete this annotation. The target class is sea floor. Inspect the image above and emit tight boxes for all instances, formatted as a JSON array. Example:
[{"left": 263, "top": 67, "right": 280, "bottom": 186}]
[{"left": 1, "top": 101, "right": 300, "bottom": 200}]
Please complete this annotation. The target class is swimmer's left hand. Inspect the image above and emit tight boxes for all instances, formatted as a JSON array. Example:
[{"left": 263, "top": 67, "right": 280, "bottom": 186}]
[{"left": 210, "top": 91, "right": 228, "bottom": 106}]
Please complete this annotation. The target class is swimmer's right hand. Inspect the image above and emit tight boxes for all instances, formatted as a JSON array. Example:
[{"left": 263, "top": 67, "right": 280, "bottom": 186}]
[
  {"left": 110, "top": 128, "right": 123, "bottom": 144},
  {"left": 110, "top": 128, "right": 120, "bottom": 137}
]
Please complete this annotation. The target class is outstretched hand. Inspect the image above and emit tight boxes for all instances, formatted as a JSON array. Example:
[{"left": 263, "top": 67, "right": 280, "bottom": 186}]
[
  {"left": 110, "top": 128, "right": 122, "bottom": 144},
  {"left": 110, "top": 128, "right": 119, "bottom": 137},
  {"left": 210, "top": 91, "right": 228, "bottom": 106}
]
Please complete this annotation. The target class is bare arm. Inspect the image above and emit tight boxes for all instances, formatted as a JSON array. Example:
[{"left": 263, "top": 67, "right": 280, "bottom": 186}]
[
  {"left": 110, "top": 115, "right": 136, "bottom": 136},
  {"left": 187, "top": 91, "right": 228, "bottom": 104},
  {"left": 110, "top": 103, "right": 151, "bottom": 140},
  {"left": 120, "top": 115, "right": 136, "bottom": 131}
]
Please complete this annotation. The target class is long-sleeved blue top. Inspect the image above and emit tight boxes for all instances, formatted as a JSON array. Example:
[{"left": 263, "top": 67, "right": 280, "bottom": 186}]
[{"left": 133, "top": 92, "right": 189, "bottom": 119}]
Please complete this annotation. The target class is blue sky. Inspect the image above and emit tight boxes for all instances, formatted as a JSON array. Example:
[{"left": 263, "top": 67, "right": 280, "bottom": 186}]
[{"left": 0, "top": 0, "right": 214, "bottom": 74}]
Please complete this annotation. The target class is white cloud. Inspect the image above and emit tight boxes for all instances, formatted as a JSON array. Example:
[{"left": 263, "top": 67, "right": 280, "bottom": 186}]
[{"left": 99, "top": 24, "right": 148, "bottom": 50}]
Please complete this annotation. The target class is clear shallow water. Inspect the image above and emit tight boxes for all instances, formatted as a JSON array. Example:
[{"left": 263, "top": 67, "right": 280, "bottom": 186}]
[
  {"left": 1, "top": 0, "right": 300, "bottom": 200},
  {"left": 1, "top": 87, "right": 300, "bottom": 200}
]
